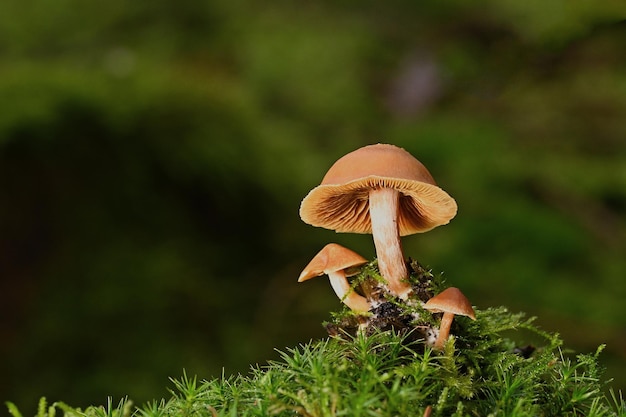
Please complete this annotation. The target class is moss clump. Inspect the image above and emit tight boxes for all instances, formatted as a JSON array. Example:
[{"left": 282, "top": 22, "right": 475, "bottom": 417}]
[{"left": 326, "top": 259, "right": 448, "bottom": 343}]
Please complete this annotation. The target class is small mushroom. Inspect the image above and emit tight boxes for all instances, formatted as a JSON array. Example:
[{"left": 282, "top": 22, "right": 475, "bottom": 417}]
[
  {"left": 423, "top": 287, "right": 475, "bottom": 350},
  {"left": 298, "top": 243, "right": 371, "bottom": 313},
  {"left": 300, "top": 144, "right": 457, "bottom": 299}
]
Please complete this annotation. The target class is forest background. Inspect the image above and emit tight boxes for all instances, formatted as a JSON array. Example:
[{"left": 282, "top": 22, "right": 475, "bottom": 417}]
[{"left": 1, "top": 1, "right": 625, "bottom": 415}]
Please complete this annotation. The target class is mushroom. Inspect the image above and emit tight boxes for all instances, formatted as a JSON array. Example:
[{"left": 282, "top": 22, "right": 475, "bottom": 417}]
[
  {"left": 423, "top": 287, "right": 476, "bottom": 350},
  {"left": 300, "top": 144, "right": 457, "bottom": 299},
  {"left": 298, "top": 243, "right": 371, "bottom": 313}
]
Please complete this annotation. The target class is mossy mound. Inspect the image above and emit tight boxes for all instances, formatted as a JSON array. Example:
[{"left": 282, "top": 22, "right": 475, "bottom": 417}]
[
  {"left": 133, "top": 307, "right": 626, "bottom": 416},
  {"left": 8, "top": 261, "right": 624, "bottom": 416}
]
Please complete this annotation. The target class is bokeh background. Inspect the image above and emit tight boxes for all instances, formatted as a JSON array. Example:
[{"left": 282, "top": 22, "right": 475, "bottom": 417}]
[{"left": 1, "top": 1, "right": 625, "bottom": 414}]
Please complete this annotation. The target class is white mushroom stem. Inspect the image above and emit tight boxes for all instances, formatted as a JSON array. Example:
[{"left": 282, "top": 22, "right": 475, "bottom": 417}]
[
  {"left": 327, "top": 271, "right": 371, "bottom": 312},
  {"left": 369, "top": 187, "right": 412, "bottom": 299},
  {"left": 434, "top": 312, "right": 455, "bottom": 350}
]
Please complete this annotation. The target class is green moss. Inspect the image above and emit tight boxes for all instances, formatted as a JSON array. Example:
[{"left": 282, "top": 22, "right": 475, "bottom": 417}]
[{"left": 7, "top": 261, "right": 624, "bottom": 416}]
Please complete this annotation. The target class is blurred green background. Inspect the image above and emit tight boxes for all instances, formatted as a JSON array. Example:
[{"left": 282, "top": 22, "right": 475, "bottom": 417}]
[{"left": 1, "top": 0, "right": 625, "bottom": 414}]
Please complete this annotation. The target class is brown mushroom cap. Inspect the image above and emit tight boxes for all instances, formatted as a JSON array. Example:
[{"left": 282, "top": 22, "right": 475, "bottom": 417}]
[
  {"left": 299, "top": 143, "right": 457, "bottom": 235},
  {"left": 298, "top": 243, "right": 368, "bottom": 282},
  {"left": 423, "top": 287, "right": 476, "bottom": 320}
]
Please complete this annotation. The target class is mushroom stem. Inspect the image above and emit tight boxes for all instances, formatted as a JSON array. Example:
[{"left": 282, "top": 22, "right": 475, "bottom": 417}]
[
  {"left": 327, "top": 271, "right": 371, "bottom": 312},
  {"left": 369, "top": 187, "right": 412, "bottom": 299},
  {"left": 433, "top": 312, "right": 455, "bottom": 349}
]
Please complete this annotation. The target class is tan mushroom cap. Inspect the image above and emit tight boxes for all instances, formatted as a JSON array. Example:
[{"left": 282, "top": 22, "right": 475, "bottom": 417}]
[
  {"left": 299, "top": 143, "right": 457, "bottom": 235},
  {"left": 298, "top": 243, "right": 368, "bottom": 282},
  {"left": 423, "top": 287, "right": 476, "bottom": 320}
]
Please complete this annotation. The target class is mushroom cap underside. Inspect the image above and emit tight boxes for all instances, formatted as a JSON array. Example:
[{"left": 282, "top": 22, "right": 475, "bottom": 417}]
[
  {"left": 299, "top": 144, "right": 457, "bottom": 235},
  {"left": 300, "top": 176, "right": 457, "bottom": 235}
]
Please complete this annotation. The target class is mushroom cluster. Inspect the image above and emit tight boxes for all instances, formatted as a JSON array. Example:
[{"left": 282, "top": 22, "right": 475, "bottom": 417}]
[{"left": 298, "top": 143, "right": 476, "bottom": 349}]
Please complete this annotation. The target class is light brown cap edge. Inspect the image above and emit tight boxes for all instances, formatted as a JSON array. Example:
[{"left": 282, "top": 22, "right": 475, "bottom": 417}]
[{"left": 298, "top": 243, "right": 368, "bottom": 282}]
